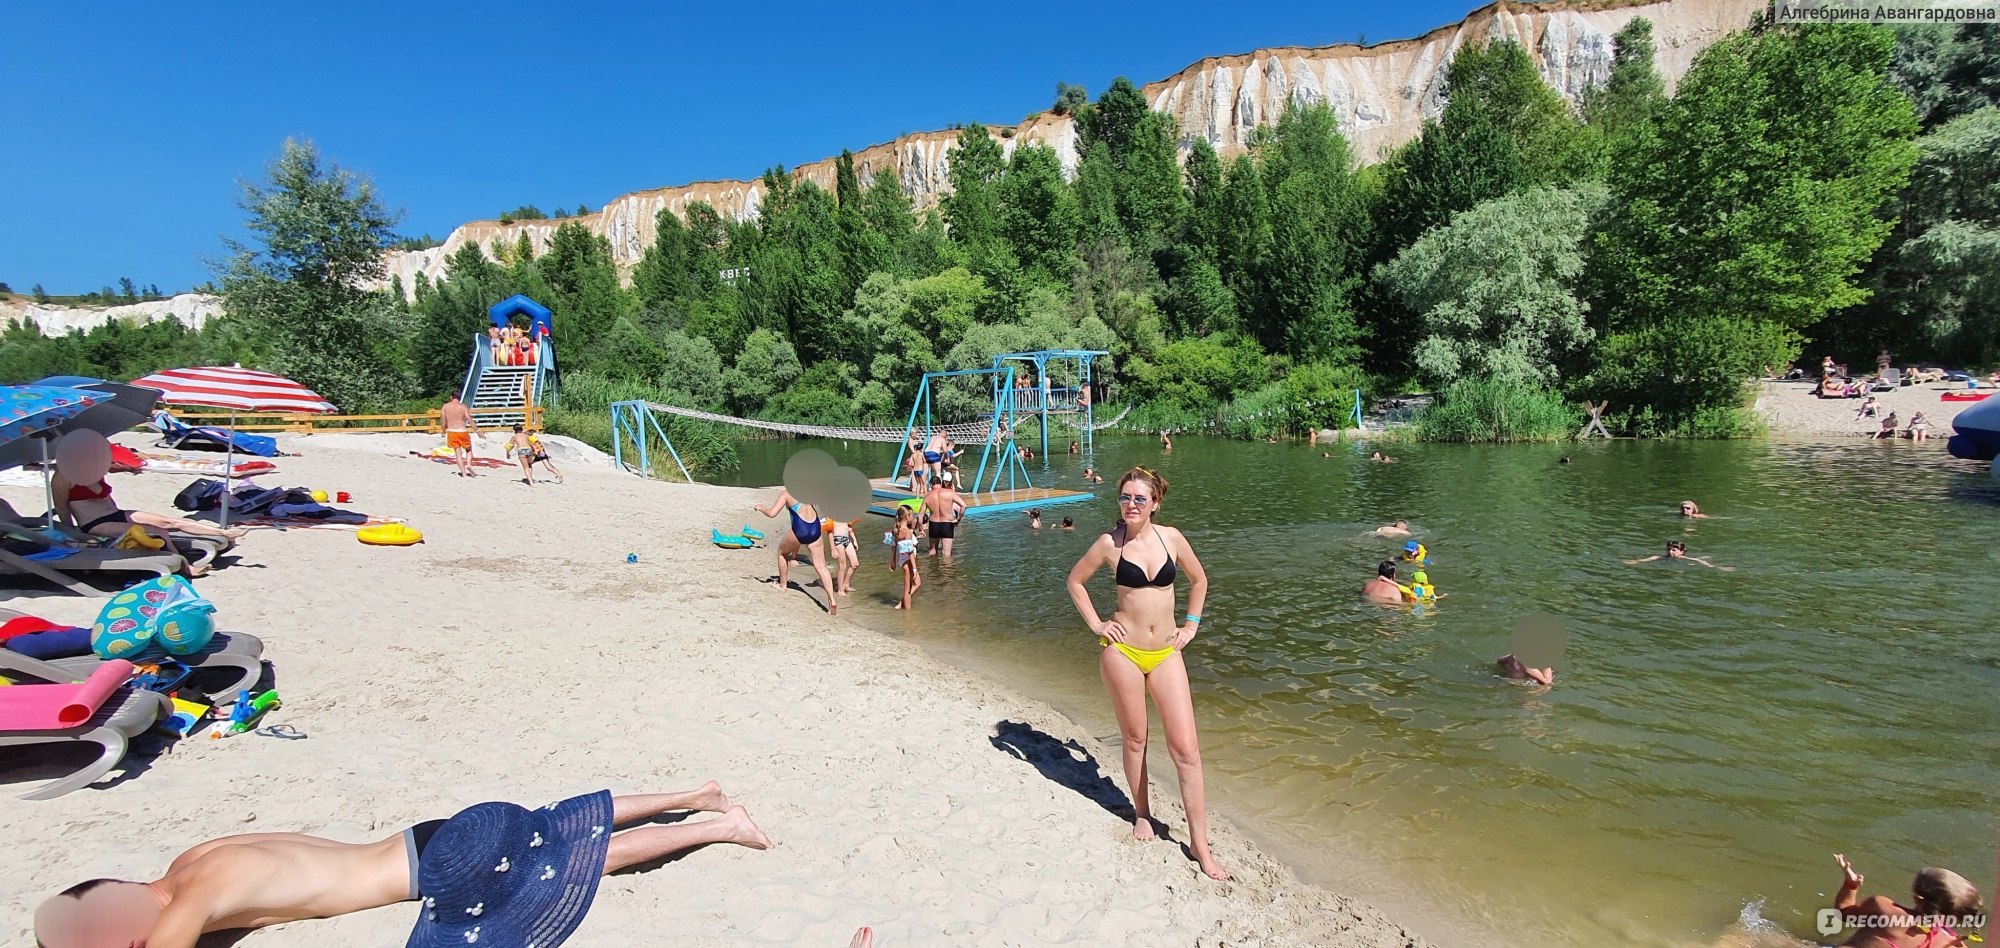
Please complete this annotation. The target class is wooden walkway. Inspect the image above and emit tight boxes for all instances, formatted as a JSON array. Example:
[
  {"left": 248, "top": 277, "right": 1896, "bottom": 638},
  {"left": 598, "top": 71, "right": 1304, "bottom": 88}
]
[{"left": 867, "top": 477, "right": 1094, "bottom": 518}]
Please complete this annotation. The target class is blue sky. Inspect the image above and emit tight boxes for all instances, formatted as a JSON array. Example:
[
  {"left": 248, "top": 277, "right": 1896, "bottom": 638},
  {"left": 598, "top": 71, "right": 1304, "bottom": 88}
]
[{"left": 3, "top": 0, "right": 1476, "bottom": 295}]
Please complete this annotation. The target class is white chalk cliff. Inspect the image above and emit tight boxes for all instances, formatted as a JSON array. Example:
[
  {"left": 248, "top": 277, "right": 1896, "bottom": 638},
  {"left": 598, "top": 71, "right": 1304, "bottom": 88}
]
[
  {"left": 375, "top": 0, "right": 1761, "bottom": 296},
  {"left": 1, "top": 293, "right": 222, "bottom": 337}
]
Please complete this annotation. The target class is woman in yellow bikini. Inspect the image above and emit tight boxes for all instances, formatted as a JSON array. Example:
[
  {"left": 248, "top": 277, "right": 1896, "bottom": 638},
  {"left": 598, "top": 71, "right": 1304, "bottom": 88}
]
[{"left": 1063, "top": 467, "right": 1225, "bottom": 880}]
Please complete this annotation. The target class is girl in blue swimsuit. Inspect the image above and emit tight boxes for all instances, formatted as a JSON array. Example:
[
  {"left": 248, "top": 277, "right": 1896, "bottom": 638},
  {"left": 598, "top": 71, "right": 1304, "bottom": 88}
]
[
  {"left": 753, "top": 488, "right": 838, "bottom": 616},
  {"left": 1063, "top": 467, "right": 1226, "bottom": 881}
]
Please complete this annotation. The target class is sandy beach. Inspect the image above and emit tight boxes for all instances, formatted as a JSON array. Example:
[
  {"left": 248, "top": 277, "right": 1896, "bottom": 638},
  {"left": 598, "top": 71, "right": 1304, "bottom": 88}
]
[
  {"left": 1753, "top": 378, "right": 1990, "bottom": 437},
  {"left": 0, "top": 432, "right": 1429, "bottom": 948}
]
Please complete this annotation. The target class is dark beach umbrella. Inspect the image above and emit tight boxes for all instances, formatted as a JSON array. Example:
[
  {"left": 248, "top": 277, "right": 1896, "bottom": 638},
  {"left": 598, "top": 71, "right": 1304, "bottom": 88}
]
[{"left": 0, "top": 376, "right": 162, "bottom": 471}]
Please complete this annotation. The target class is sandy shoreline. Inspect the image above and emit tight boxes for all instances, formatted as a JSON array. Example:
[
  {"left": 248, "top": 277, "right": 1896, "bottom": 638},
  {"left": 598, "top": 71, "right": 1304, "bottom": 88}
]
[
  {"left": 0, "top": 433, "right": 1429, "bottom": 947},
  {"left": 1753, "top": 378, "right": 1989, "bottom": 437}
]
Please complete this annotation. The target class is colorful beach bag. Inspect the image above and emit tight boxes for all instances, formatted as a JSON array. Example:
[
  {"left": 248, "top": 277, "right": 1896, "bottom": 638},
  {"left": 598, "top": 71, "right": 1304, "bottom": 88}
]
[{"left": 90, "top": 576, "right": 218, "bottom": 659}]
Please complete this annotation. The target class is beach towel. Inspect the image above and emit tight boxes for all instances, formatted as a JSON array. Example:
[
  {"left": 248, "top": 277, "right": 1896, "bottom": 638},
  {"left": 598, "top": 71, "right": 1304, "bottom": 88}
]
[
  {"left": 0, "top": 660, "right": 133, "bottom": 729},
  {"left": 141, "top": 454, "right": 278, "bottom": 478},
  {"left": 5, "top": 628, "right": 92, "bottom": 660},
  {"left": 150, "top": 411, "right": 280, "bottom": 457}
]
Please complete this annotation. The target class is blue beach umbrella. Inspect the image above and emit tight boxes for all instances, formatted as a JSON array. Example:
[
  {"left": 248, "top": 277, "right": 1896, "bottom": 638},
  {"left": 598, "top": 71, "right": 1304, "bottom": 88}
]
[
  {"left": 0, "top": 385, "right": 102, "bottom": 516},
  {"left": 0, "top": 377, "right": 160, "bottom": 471}
]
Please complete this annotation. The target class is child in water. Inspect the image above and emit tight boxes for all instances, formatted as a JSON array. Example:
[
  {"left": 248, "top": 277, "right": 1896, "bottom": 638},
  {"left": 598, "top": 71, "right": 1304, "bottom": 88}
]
[
  {"left": 1028, "top": 508, "right": 1042, "bottom": 530},
  {"left": 1060, "top": 516, "right": 1074, "bottom": 531},
  {"left": 1626, "top": 540, "right": 1732, "bottom": 570}
]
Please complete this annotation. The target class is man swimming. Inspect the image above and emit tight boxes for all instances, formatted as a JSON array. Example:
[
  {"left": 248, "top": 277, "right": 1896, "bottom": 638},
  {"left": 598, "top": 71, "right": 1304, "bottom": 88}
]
[
  {"left": 34, "top": 784, "right": 768, "bottom": 948},
  {"left": 1625, "top": 540, "right": 1731, "bottom": 570},
  {"left": 1363, "top": 560, "right": 1407, "bottom": 604},
  {"left": 1495, "top": 653, "right": 1554, "bottom": 686},
  {"left": 1372, "top": 520, "right": 1411, "bottom": 537}
]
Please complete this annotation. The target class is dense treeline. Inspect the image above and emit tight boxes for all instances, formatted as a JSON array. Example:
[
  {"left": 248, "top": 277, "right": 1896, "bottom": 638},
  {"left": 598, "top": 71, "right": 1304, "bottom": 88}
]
[{"left": 4, "top": 17, "right": 1995, "bottom": 449}]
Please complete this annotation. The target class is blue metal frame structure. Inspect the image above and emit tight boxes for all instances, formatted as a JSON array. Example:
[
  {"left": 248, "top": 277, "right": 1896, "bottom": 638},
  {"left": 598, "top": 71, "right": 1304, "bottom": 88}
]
[
  {"left": 609, "top": 400, "right": 693, "bottom": 482},
  {"left": 989, "top": 350, "right": 1110, "bottom": 457},
  {"left": 886, "top": 367, "right": 1035, "bottom": 496}
]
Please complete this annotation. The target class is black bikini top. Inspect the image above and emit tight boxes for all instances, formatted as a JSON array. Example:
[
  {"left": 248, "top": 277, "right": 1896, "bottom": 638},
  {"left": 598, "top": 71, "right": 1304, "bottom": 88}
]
[{"left": 1114, "top": 529, "right": 1176, "bottom": 588}]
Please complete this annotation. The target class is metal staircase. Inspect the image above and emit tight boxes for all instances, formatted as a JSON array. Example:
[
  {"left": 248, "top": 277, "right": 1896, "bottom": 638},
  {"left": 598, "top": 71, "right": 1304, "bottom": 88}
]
[{"left": 459, "top": 333, "right": 555, "bottom": 428}]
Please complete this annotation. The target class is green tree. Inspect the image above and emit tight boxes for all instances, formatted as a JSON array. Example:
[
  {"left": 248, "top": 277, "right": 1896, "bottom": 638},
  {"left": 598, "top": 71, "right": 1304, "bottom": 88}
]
[
  {"left": 723, "top": 327, "right": 800, "bottom": 412},
  {"left": 217, "top": 138, "right": 407, "bottom": 409},
  {"left": 859, "top": 168, "right": 920, "bottom": 276},
  {"left": 999, "top": 144, "right": 1082, "bottom": 283},
  {"left": 538, "top": 221, "right": 632, "bottom": 370},
  {"left": 1376, "top": 183, "right": 1607, "bottom": 388},
  {"left": 1247, "top": 101, "right": 1371, "bottom": 363},
  {"left": 834, "top": 149, "right": 888, "bottom": 297},
  {"left": 410, "top": 242, "right": 512, "bottom": 395},
  {"left": 1589, "top": 23, "right": 1920, "bottom": 423},
  {"left": 1584, "top": 18, "right": 1667, "bottom": 141},
  {"left": 1053, "top": 82, "right": 1089, "bottom": 115},
  {"left": 942, "top": 124, "right": 1006, "bottom": 267},
  {"left": 31, "top": 284, "right": 47, "bottom": 302},
  {"left": 1858, "top": 106, "right": 2000, "bottom": 364},
  {"left": 1889, "top": 23, "right": 2000, "bottom": 130}
]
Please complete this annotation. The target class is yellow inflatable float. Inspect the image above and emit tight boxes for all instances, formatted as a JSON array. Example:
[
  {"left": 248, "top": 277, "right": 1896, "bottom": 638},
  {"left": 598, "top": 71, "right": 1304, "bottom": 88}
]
[{"left": 356, "top": 524, "right": 423, "bottom": 546}]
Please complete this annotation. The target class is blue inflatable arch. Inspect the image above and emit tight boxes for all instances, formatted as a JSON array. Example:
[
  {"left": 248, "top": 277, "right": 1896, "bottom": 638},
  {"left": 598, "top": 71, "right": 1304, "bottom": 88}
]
[{"left": 488, "top": 294, "right": 552, "bottom": 337}]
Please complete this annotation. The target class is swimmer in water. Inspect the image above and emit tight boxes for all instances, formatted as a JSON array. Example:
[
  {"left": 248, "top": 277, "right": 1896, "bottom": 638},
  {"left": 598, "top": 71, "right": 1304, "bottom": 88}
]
[
  {"left": 1679, "top": 500, "right": 1710, "bottom": 519},
  {"left": 1495, "top": 653, "right": 1554, "bottom": 685},
  {"left": 1362, "top": 560, "right": 1407, "bottom": 604},
  {"left": 1028, "top": 508, "right": 1043, "bottom": 530},
  {"left": 1321, "top": 452, "right": 1330, "bottom": 458},
  {"left": 1060, "top": 516, "right": 1074, "bottom": 531},
  {"left": 1558, "top": 456, "right": 1571, "bottom": 464},
  {"left": 1160, "top": 432, "right": 1172, "bottom": 451},
  {"left": 1829, "top": 853, "right": 1982, "bottom": 947},
  {"left": 1625, "top": 540, "right": 1732, "bottom": 570},
  {"left": 1064, "top": 467, "right": 1225, "bottom": 880},
  {"left": 1369, "top": 451, "right": 1397, "bottom": 463},
  {"left": 1372, "top": 520, "right": 1411, "bottom": 538}
]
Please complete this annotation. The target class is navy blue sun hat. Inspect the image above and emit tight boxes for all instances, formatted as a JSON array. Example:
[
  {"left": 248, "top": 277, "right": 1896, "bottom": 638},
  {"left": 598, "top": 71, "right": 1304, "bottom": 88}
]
[{"left": 407, "top": 790, "right": 614, "bottom": 948}]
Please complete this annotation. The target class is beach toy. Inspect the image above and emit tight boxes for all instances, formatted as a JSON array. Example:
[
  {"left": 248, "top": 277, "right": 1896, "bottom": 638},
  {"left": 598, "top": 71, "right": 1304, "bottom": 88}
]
[
  {"left": 91, "top": 576, "right": 214, "bottom": 659},
  {"left": 897, "top": 497, "right": 922, "bottom": 514},
  {"left": 357, "top": 524, "right": 423, "bottom": 546},
  {"left": 738, "top": 525, "right": 765, "bottom": 541},
  {"left": 212, "top": 688, "right": 281, "bottom": 737},
  {"left": 711, "top": 528, "right": 754, "bottom": 549},
  {"left": 310, "top": 489, "right": 328, "bottom": 503},
  {"left": 626, "top": 553, "right": 638, "bottom": 564},
  {"left": 163, "top": 696, "right": 212, "bottom": 737},
  {"left": 336, "top": 491, "right": 351, "bottom": 503}
]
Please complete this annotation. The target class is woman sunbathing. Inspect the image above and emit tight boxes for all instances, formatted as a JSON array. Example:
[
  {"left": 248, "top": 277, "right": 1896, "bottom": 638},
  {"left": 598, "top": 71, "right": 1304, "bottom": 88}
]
[{"left": 52, "top": 468, "right": 245, "bottom": 547}]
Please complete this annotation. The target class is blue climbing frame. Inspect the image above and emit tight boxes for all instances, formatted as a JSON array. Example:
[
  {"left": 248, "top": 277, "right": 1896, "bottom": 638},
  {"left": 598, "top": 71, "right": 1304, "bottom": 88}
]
[
  {"left": 886, "top": 367, "right": 1037, "bottom": 496},
  {"left": 989, "top": 349, "right": 1110, "bottom": 458},
  {"left": 609, "top": 400, "right": 693, "bottom": 482}
]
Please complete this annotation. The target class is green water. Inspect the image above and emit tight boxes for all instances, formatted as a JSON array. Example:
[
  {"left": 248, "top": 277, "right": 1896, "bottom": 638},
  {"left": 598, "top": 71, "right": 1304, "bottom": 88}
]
[{"left": 714, "top": 435, "right": 2000, "bottom": 947}]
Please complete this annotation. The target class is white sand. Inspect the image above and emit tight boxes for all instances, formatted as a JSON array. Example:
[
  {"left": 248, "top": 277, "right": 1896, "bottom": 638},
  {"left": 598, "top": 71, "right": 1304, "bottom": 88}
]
[
  {"left": 0, "top": 433, "right": 1427, "bottom": 947},
  {"left": 1753, "top": 379, "right": 1989, "bottom": 437}
]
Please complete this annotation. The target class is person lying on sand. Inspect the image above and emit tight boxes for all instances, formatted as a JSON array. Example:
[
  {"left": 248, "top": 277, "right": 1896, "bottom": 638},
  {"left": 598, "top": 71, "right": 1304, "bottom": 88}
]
[
  {"left": 1495, "top": 653, "right": 1554, "bottom": 686},
  {"left": 33, "top": 784, "right": 773, "bottom": 948},
  {"left": 1626, "top": 540, "right": 1732, "bottom": 570},
  {"left": 1372, "top": 520, "right": 1411, "bottom": 537},
  {"left": 1363, "top": 560, "right": 1408, "bottom": 604},
  {"left": 1829, "top": 853, "right": 1982, "bottom": 947}
]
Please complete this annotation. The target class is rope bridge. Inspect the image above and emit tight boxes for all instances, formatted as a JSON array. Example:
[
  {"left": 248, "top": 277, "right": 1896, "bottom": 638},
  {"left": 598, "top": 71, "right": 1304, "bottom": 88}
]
[{"left": 641, "top": 401, "right": 1130, "bottom": 442}]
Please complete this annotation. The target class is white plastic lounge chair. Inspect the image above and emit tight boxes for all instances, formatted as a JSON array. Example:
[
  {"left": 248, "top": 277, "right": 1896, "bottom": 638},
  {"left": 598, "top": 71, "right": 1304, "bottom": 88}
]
[
  {"left": 1871, "top": 368, "right": 1902, "bottom": 392},
  {"left": 0, "top": 545, "right": 184, "bottom": 598},
  {"left": 0, "top": 652, "right": 169, "bottom": 800}
]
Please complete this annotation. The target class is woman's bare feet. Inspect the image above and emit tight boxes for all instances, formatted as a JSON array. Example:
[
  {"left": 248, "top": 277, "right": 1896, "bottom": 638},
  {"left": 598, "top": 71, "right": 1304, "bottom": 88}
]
[
  {"left": 717, "top": 805, "right": 772, "bottom": 849},
  {"left": 1131, "top": 814, "right": 1156, "bottom": 842},
  {"left": 848, "top": 927, "right": 872, "bottom": 948},
  {"left": 1191, "top": 843, "right": 1229, "bottom": 881}
]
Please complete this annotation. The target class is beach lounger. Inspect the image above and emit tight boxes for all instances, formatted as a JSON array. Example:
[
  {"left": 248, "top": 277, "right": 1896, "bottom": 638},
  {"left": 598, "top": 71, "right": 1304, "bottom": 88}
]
[
  {"left": 1870, "top": 368, "right": 1902, "bottom": 392},
  {"left": 149, "top": 409, "right": 280, "bottom": 458},
  {"left": 0, "top": 609, "right": 265, "bottom": 701},
  {"left": 0, "top": 656, "right": 170, "bottom": 800},
  {"left": 0, "top": 546, "right": 185, "bottom": 598}
]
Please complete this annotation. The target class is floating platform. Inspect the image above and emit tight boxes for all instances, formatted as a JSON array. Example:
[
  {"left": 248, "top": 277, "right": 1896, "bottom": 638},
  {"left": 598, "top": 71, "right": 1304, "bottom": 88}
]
[{"left": 867, "top": 477, "right": 1095, "bottom": 518}]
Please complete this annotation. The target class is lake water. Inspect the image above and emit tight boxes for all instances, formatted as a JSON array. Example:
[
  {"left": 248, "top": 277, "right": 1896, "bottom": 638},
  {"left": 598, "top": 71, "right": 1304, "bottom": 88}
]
[{"left": 713, "top": 434, "right": 2000, "bottom": 947}]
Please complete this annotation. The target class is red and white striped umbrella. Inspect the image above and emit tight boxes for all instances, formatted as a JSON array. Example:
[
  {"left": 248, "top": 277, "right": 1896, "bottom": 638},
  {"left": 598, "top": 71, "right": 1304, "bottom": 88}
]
[{"left": 130, "top": 366, "right": 336, "bottom": 414}]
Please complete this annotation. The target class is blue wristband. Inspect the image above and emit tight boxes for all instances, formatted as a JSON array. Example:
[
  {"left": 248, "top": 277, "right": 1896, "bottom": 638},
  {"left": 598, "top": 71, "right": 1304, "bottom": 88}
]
[{"left": 1185, "top": 614, "right": 1201, "bottom": 624}]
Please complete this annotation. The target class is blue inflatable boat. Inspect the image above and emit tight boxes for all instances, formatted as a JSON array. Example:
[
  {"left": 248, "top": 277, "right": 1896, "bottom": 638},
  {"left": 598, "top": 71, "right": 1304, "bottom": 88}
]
[{"left": 1946, "top": 395, "right": 2000, "bottom": 461}]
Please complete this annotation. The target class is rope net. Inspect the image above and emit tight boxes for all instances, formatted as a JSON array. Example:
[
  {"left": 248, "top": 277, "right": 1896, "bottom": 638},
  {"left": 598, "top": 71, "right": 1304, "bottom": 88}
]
[{"left": 640, "top": 401, "right": 1131, "bottom": 442}]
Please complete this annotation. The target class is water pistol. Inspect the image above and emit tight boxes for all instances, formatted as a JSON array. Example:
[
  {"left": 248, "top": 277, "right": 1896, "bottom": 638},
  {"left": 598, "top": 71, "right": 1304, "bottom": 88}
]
[{"left": 212, "top": 689, "right": 281, "bottom": 738}]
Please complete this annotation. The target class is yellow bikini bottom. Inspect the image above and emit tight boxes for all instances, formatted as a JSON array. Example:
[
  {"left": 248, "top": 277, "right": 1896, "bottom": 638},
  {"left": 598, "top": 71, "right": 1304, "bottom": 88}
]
[{"left": 1100, "top": 637, "right": 1175, "bottom": 674}]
